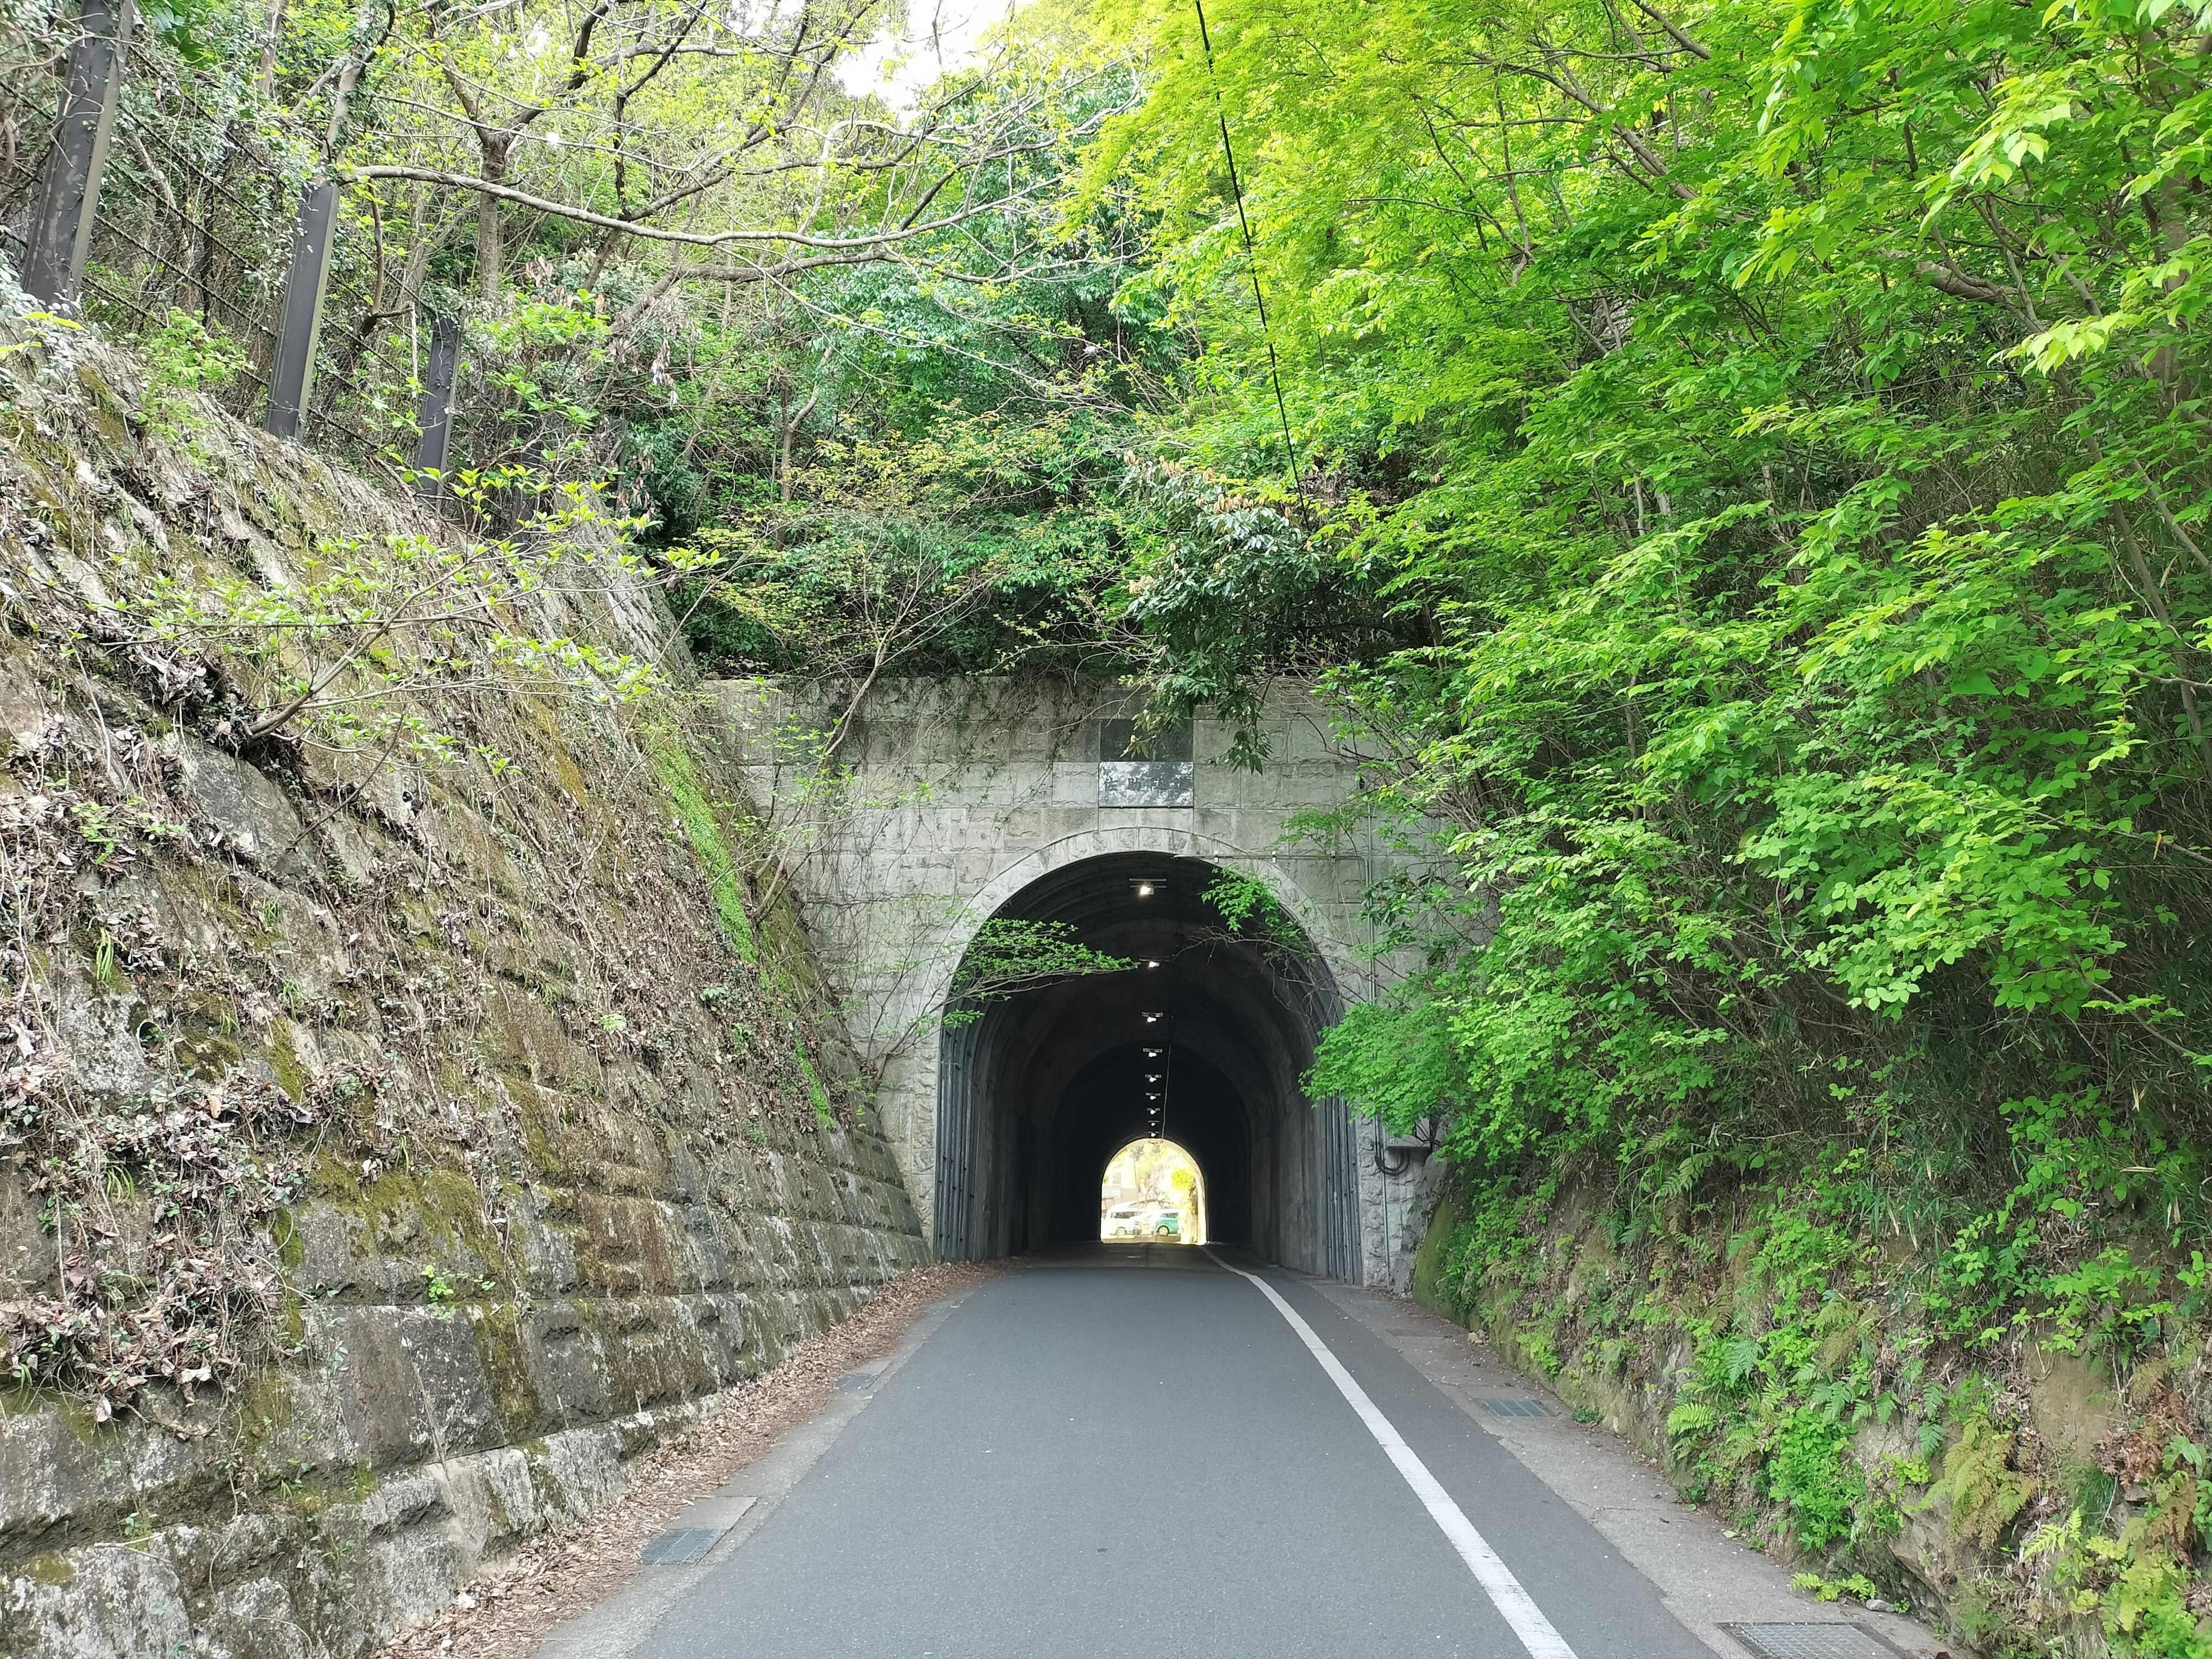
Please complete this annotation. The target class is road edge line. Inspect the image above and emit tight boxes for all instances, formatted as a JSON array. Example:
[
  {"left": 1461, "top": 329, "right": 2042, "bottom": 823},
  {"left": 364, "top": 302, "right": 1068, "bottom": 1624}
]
[{"left": 1205, "top": 1249, "right": 1580, "bottom": 1659}]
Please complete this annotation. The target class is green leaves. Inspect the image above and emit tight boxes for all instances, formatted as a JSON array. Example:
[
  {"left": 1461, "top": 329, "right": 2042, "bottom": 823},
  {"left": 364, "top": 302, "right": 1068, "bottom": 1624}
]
[
  {"left": 948, "top": 920, "right": 1134, "bottom": 1009},
  {"left": 1096, "top": 0, "right": 2212, "bottom": 1430}
]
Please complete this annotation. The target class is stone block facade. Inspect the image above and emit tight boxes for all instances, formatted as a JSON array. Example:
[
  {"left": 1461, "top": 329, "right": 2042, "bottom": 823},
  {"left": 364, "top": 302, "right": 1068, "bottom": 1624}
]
[{"left": 715, "top": 676, "right": 1443, "bottom": 1290}]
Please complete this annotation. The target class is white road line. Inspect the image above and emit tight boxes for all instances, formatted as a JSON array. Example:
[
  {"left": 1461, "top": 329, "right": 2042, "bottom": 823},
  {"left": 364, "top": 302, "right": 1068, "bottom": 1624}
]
[{"left": 1206, "top": 1249, "right": 1581, "bottom": 1659}]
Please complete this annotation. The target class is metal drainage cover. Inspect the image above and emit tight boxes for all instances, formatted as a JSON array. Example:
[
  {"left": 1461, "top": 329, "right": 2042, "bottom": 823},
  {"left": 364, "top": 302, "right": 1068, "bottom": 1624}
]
[
  {"left": 1722, "top": 1624, "right": 1908, "bottom": 1659},
  {"left": 834, "top": 1371, "right": 875, "bottom": 1391},
  {"left": 639, "top": 1528, "right": 724, "bottom": 1566},
  {"left": 1478, "top": 1397, "right": 1550, "bottom": 1418}
]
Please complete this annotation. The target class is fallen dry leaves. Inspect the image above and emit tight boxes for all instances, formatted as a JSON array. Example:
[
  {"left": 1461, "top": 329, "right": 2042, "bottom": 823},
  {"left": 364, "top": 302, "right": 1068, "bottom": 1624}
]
[{"left": 380, "top": 1260, "right": 1001, "bottom": 1658}]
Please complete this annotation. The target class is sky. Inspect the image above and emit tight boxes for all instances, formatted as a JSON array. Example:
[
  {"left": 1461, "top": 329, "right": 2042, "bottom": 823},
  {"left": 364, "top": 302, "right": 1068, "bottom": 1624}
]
[{"left": 835, "top": 0, "right": 1025, "bottom": 108}]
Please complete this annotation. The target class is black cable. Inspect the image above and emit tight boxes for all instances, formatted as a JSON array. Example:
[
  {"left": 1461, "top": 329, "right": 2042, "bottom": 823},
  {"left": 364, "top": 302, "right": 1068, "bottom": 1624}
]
[
  {"left": 1191, "top": 0, "right": 1306, "bottom": 520},
  {"left": 1157, "top": 1012, "right": 1176, "bottom": 1147}
]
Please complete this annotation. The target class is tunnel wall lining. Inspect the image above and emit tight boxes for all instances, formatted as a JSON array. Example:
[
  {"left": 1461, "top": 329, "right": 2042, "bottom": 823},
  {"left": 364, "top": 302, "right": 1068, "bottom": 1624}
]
[{"left": 932, "top": 853, "right": 1364, "bottom": 1277}]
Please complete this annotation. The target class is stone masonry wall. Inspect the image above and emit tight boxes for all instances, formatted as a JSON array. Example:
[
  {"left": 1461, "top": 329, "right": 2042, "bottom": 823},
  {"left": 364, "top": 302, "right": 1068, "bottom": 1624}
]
[
  {"left": 0, "top": 320, "right": 926, "bottom": 1656},
  {"left": 717, "top": 676, "right": 1444, "bottom": 1286}
]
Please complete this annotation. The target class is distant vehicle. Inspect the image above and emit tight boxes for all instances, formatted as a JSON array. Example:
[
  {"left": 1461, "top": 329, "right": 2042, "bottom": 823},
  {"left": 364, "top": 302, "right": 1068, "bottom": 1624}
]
[
  {"left": 1105, "top": 1206, "right": 1147, "bottom": 1238},
  {"left": 1152, "top": 1212, "right": 1181, "bottom": 1237}
]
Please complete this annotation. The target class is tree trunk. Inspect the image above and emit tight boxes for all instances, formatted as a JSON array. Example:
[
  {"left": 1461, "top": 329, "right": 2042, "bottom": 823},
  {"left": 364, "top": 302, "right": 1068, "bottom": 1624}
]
[
  {"left": 476, "top": 133, "right": 510, "bottom": 302},
  {"left": 257, "top": 0, "right": 286, "bottom": 99}
]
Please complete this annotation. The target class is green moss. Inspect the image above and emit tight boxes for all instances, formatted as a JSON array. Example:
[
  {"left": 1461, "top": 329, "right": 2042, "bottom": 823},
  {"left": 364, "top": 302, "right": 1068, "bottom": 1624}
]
[
  {"left": 549, "top": 745, "right": 589, "bottom": 807},
  {"left": 237, "top": 1367, "right": 297, "bottom": 1441},
  {"left": 264, "top": 1021, "right": 310, "bottom": 1101},
  {"left": 21, "top": 1551, "right": 76, "bottom": 1588},
  {"left": 510, "top": 1075, "right": 569, "bottom": 1175},
  {"left": 649, "top": 736, "right": 756, "bottom": 964},
  {"left": 418, "top": 1168, "right": 496, "bottom": 1256},
  {"left": 1411, "top": 1183, "right": 1463, "bottom": 1316},
  {"left": 54, "top": 1396, "right": 112, "bottom": 1448},
  {"left": 305, "top": 1147, "right": 366, "bottom": 1203},
  {"left": 272, "top": 1208, "right": 306, "bottom": 1274},
  {"left": 175, "top": 1030, "right": 243, "bottom": 1082},
  {"left": 465, "top": 1302, "right": 543, "bottom": 1438},
  {"left": 795, "top": 1044, "right": 833, "bottom": 1129}
]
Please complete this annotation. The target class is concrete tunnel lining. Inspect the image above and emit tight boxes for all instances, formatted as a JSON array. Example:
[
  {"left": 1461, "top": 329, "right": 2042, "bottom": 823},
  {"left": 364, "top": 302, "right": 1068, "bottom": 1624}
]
[{"left": 934, "top": 853, "right": 1361, "bottom": 1275}]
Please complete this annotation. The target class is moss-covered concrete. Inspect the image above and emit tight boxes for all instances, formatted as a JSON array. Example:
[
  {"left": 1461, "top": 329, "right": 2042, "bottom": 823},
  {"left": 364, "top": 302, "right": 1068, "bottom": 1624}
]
[{"left": 0, "top": 319, "right": 928, "bottom": 1658}]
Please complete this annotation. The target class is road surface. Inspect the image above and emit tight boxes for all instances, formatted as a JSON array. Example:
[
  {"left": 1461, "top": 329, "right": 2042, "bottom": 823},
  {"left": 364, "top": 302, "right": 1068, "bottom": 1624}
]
[{"left": 626, "top": 1244, "right": 1715, "bottom": 1658}]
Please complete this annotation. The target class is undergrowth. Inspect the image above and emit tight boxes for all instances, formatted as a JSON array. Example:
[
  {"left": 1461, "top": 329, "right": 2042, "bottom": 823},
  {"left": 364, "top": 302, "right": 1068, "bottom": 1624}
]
[{"left": 1424, "top": 1147, "right": 2212, "bottom": 1656}]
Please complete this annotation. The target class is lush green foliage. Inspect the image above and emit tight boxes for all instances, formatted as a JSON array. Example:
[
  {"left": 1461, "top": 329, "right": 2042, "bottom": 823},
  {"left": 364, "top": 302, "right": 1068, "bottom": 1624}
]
[
  {"left": 1121, "top": 0, "right": 2212, "bottom": 1342},
  {"left": 1101, "top": 0, "right": 2212, "bottom": 1644},
  {"left": 948, "top": 918, "right": 1135, "bottom": 1009}
]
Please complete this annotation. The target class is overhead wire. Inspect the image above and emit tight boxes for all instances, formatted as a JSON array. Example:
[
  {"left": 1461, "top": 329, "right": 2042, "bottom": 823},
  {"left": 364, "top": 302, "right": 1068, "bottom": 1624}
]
[{"left": 1191, "top": 0, "right": 1307, "bottom": 521}]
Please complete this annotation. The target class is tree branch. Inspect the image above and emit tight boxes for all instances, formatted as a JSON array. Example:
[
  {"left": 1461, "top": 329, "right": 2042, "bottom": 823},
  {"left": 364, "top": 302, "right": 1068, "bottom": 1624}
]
[{"left": 340, "top": 165, "right": 1047, "bottom": 249}]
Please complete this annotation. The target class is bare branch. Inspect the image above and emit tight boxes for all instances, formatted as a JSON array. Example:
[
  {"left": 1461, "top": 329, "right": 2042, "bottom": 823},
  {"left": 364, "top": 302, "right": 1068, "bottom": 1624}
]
[{"left": 340, "top": 164, "right": 1051, "bottom": 249}]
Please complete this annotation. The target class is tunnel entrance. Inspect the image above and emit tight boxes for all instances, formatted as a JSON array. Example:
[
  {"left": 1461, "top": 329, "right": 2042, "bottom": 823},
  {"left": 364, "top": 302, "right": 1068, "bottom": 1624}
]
[
  {"left": 934, "top": 854, "right": 1359, "bottom": 1275},
  {"left": 1101, "top": 1138, "right": 1206, "bottom": 1245}
]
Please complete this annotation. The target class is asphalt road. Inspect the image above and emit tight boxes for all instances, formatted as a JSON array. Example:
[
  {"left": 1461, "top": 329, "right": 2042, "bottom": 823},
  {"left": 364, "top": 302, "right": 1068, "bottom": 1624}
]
[{"left": 638, "top": 1245, "right": 1716, "bottom": 1659}]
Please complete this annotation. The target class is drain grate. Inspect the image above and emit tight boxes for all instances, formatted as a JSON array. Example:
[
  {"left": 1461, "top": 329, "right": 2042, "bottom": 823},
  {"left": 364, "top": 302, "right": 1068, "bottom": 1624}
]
[
  {"left": 1722, "top": 1624, "right": 1908, "bottom": 1659},
  {"left": 639, "top": 1528, "right": 724, "bottom": 1566},
  {"left": 1477, "top": 1397, "right": 1550, "bottom": 1418},
  {"left": 834, "top": 1371, "right": 875, "bottom": 1391}
]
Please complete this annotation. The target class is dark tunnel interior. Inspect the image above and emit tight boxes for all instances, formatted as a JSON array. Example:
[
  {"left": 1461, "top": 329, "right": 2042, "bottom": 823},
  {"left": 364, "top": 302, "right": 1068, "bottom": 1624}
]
[{"left": 934, "top": 854, "right": 1361, "bottom": 1277}]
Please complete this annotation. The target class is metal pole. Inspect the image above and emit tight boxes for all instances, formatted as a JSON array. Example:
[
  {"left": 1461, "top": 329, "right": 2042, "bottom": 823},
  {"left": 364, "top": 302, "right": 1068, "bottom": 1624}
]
[
  {"left": 262, "top": 182, "right": 338, "bottom": 439},
  {"left": 22, "top": 0, "right": 135, "bottom": 306},
  {"left": 411, "top": 309, "right": 460, "bottom": 499}
]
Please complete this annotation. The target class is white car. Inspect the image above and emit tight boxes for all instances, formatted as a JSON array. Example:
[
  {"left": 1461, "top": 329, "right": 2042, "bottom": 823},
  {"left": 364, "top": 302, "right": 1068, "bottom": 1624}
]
[{"left": 1105, "top": 1205, "right": 1149, "bottom": 1237}]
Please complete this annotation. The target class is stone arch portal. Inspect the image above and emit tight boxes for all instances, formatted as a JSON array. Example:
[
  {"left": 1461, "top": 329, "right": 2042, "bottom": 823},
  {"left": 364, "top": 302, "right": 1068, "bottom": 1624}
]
[{"left": 717, "top": 677, "right": 1441, "bottom": 1287}]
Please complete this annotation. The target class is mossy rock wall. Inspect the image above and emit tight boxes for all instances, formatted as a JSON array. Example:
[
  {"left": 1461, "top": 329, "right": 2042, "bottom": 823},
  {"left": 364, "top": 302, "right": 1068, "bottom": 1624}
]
[
  {"left": 0, "top": 324, "right": 926, "bottom": 1656},
  {"left": 1412, "top": 1162, "right": 2212, "bottom": 1657}
]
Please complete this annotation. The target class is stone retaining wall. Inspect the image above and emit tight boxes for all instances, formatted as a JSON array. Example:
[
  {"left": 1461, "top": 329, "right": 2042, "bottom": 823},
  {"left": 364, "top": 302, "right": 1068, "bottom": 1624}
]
[{"left": 0, "top": 320, "right": 926, "bottom": 1656}]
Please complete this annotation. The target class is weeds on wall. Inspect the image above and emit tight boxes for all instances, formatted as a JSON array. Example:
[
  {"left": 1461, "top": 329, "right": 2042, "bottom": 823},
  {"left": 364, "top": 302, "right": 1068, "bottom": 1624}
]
[{"left": 0, "top": 318, "right": 868, "bottom": 1421}]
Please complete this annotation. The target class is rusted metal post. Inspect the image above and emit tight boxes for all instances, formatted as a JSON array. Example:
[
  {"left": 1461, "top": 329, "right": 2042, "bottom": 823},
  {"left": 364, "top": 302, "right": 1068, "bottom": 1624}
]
[
  {"left": 22, "top": 0, "right": 135, "bottom": 305},
  {"left": 262, "top": 181, "right": 338, "bottom": 439},
  {"left": 411, "top": 309, "right": 459, "bottom": 498}
]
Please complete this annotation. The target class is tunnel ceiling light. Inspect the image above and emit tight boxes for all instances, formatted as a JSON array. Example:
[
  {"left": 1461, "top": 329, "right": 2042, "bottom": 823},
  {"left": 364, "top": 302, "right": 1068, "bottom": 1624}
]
[
  {"left": 1142, "top": 1011, "right": 1163, "bottom": 1023},
  {"left": 1146, "top": 1092, "right": 1160, "bottom": 1100},
  {"left": 1145, "top": 958, "right": 1162, "bottom": 969},
  {"left": 1143, "top": 1047, "right": 1163, "bottom": 1058},
  {"left": 1133, "top": 880, "right": 1156, "bottom": 897},
  {"left": 1145, "top": 1073, "right": 1161, "bottom": 1082}
]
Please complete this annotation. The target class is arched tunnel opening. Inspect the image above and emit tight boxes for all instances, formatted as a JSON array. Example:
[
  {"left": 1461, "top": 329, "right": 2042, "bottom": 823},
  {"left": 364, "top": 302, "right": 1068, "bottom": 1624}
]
[
  {"left": 934, "top": 854, "right": 1360, "bottom": 1276},
  {"left": 1101, "top": 1137, "right": 1206, "bottom": 1244}
]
